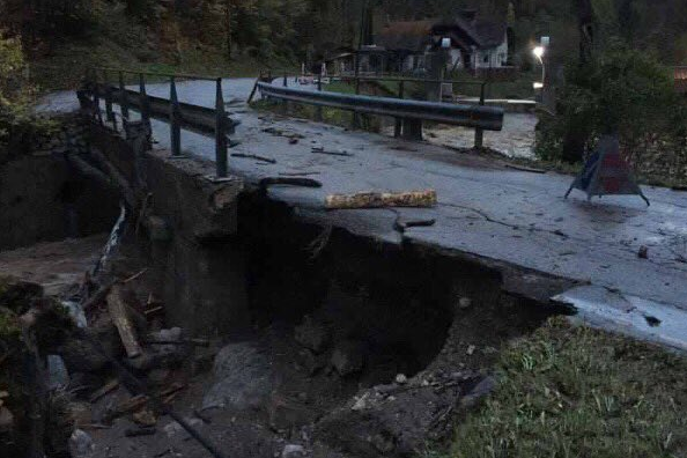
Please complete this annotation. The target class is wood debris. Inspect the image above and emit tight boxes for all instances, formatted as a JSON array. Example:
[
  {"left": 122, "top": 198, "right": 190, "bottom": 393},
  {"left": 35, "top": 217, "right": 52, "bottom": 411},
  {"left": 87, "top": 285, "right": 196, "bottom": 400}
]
[
  {"left": 132, "top": 409, "right": 158, "bottom": 427},
  {"left": 393, "top": 218, "right": 436, "bottom": 233},
  {"left": 89, "top": 380, "right": 120, "bottom": 403},
  {"left": 325, "top": 190, "right": 437, "bottom": 210},
  {"left": 231, "top": 153, "right": 277, "bottom": 164},
  {"left": 311, "top": 147, "right": 353, "bottom": 157},
  {"left": 107, "top": 284, "right": 143, "bottom": 358}
]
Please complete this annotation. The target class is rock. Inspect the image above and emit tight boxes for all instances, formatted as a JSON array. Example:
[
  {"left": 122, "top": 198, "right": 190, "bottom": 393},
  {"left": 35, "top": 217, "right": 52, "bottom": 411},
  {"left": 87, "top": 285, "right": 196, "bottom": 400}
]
[
  {"left": 282, "top": 444, "right": 305, "bottom": 458},
  {"left": 0, "top": 406, "right": 14, "bottom": 432},
  {"left": 202, "top": 342, "right": 273, "bottom": 410},
  {"left": 59, "top": 325, "right": 123, "bottom": 373},
  {"left": 48, "top": 355, "right": 70, "bottom": 390},
  {"left": 638, "top": 245, "right": 649, "bottom": 259},
  {"left": 61, "top": 300, "right": 88, "bottom": 328},
  {"left": 67, "top": 402, "right": 92, "bottom": 428},
  {"left": 458, "top": 297, "right": 472, "bottom": 309},
  {"left": 69, "top": 429, "right": 95, "bottom": 458},
  {"left": 295, "top": 317, "right": 329, "bottom": 353},
  {"left": 269, "top": 393, "right": 319, "bottom": 430},
  {"left": 330, "top": 341, "right": 364, "bottom": 377},
  {"left": 133, "top": 409, "right": 158, "bottom": 427},
  {"left": 395, "top": 374, "right": 407, "bottom": 385},
  {"left": 145, "top": 215, "right": 173, "bottom": 242},
  {"left": 351, "top": 394, "right": 369, "bottom": 411},
  {"left": 460, "top": 376, "right": 496, "bottom": 408}
]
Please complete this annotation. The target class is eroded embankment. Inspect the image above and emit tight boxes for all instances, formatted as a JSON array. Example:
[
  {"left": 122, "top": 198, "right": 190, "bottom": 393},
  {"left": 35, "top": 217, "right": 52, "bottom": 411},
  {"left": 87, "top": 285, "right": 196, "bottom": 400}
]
[{"left": 0, "top": 111, "right": 572, "bottom": 457}]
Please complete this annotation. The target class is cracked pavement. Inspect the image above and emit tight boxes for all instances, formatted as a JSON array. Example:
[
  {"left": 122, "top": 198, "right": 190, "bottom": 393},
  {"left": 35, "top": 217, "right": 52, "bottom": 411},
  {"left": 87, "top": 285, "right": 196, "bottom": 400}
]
[{"left": 40, "top": 78, "right": 687, "bottom": 349}]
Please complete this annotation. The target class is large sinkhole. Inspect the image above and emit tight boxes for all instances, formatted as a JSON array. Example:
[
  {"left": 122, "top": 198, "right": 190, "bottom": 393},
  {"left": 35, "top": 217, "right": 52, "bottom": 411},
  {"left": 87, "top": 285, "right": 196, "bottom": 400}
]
[{"left": 234, "top": 194, "right": 563, "bottom": 401}]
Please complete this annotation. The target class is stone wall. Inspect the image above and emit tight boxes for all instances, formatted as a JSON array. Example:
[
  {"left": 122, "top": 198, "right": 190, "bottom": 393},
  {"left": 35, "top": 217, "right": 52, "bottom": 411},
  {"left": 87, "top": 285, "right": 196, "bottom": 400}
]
[{"left": 0, "top": 116, "right": 120, "bottom": 251}]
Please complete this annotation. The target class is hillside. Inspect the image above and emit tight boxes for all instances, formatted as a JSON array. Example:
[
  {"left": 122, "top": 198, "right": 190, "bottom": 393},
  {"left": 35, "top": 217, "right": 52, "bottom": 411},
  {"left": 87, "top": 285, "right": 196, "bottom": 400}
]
[{"left": 1, "top": 0, "right": 687, "bottom": 90}]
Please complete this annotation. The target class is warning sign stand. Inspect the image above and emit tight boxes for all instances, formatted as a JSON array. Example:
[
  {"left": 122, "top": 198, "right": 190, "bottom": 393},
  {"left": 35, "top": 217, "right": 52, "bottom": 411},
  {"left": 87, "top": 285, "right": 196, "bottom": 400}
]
[{"left": 565, "top": 135, "right": 650, "bottom": 206}]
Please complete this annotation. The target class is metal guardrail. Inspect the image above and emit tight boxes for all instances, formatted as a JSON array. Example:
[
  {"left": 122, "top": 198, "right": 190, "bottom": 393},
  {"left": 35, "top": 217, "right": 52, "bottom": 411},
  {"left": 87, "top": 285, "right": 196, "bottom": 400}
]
[
  {"left": 256, "top": 81, "right": 504, "bottom": 142},
  {"left": 82, "top": 68, "right": 237, "bottom": 179}
]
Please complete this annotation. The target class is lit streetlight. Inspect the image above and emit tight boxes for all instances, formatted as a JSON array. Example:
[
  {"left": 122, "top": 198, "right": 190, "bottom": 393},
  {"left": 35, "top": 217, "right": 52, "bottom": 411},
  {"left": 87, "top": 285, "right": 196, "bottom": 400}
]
[{"left": 532, "top": 41, "right": 547, "bottom": 92}]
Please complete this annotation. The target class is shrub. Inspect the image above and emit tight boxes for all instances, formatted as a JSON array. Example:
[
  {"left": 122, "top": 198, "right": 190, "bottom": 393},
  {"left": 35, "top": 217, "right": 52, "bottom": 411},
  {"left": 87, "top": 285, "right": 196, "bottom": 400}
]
[
  {"left": 0, "top": 33, "right": 52, "bottom": 158},
  {"left": 536, "top": 44, "right": 687, "bottom": 171}
]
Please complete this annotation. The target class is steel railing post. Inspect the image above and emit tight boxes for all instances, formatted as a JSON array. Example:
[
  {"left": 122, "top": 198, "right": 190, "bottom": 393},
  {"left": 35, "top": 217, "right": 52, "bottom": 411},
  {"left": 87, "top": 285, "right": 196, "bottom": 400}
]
[
  {"left": 394, "top": 80, "right": 405, "bottom": 138},
  {"left": 93, "top": 70, "right": 103, "bottom": 125},
  {"left": 139, "top": 73, "right": 151, "bottom": 131},
  {"left": 215, "top": 78, "right": 228, "bottom": 178},
  {"left": 315, "top": 67, "right": 323, "bottom": 121},
  {"left": 119, "top": 71, "right": 129, "bottom": 121},
  {"left": 104, "top": 70, "right": 115, "bottom": 125},
  {"left": 474, "top": 82, "right": 486, "bottom": 149},
  {"left": 170, "top": 77, "right": 181, "bottom": 156}
]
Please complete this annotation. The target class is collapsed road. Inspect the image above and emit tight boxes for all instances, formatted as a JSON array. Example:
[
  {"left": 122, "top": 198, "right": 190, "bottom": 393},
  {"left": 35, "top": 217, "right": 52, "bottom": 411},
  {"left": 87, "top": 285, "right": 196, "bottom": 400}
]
[{"left": 39, "top": 77, "right": 687, "bottom": 350}]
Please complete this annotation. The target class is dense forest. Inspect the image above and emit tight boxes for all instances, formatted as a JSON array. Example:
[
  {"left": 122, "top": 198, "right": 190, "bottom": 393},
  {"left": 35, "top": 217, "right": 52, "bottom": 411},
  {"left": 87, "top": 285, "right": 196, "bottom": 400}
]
[{"left": 1, "top": 0, "right": 687, "bottom": 78}]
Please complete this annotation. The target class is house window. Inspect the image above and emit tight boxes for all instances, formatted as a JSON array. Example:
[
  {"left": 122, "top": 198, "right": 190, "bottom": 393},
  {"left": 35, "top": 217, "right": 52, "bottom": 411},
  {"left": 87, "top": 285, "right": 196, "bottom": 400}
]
[{"left": 483, "top": 54, "right": 489, "bottom": 64}]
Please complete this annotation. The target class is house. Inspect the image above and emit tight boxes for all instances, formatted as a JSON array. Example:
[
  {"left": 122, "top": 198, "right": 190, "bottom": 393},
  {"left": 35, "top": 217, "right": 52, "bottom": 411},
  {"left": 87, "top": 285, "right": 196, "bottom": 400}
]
[{"left": 376, "top": 10, "right": 510, "bottom": 74}]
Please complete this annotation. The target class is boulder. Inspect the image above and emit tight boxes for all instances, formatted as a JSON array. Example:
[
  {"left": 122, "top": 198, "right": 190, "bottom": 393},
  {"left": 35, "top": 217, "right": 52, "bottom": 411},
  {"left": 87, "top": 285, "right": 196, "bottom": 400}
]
[
  {"left": 69, "top": 429, "right": 95, "bottom": 458},
  {"left": 202, "top": 342, "right": 273, "bottom": 410},
  {"left": 47, "top": 355, "right": 70, "bottom": 390},
  {"left": 282, "top": 444, "right": 306, "bottom": 458}
]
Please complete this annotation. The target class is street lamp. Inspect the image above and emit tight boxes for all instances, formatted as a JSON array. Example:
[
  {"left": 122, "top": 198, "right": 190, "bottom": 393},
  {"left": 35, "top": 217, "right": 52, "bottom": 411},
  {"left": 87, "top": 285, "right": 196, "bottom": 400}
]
[{"left": 533, "top": 45, "right": 545, "bottom": 88}]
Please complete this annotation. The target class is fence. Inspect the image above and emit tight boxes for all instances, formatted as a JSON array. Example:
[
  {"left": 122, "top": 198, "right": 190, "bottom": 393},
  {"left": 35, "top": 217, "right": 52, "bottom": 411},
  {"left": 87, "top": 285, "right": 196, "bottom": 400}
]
[
  {"left": 254, "top": 71, "right": 502, "bottom": 147},
  {"left": 83, "top": 68, "right": 238, "bottom": 179}
]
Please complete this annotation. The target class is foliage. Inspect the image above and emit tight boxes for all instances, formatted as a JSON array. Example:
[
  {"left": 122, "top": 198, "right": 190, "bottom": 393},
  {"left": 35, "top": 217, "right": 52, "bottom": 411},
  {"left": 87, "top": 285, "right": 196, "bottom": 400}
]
[
  {"left": 434, "top": 317, "right": 687, "bottom": 458},
  {"left": 535, "top": 44, "right": 687, "bottom": 167},
  {"left": 0, "top": 33, "right": 44, "bottom": 154}
]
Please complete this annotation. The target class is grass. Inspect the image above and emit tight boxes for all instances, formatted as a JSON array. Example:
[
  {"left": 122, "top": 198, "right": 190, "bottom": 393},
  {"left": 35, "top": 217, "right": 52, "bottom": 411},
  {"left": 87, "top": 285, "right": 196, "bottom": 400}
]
[{"left": 429, "top": 318, "right": 687, "bottom": 458}]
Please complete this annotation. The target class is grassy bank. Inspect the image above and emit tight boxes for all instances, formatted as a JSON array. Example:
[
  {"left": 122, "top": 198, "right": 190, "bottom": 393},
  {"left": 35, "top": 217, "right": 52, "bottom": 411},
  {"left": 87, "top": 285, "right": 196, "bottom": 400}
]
[{"left": 428, "top": 318, "right": 687, "bottom": 458}]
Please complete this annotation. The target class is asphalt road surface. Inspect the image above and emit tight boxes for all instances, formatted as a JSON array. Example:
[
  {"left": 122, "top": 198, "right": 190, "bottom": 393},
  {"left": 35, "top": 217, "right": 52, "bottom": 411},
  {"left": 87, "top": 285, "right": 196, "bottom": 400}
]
[{"left": 38, "top": 78, "right": 687, "bottom": 350}]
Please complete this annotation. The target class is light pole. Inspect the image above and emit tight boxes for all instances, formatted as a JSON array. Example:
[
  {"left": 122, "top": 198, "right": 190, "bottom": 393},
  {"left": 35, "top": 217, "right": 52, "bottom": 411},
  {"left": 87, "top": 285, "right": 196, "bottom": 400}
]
[{"left": 533, "top": 45, "right": 545, "bottom": 88}]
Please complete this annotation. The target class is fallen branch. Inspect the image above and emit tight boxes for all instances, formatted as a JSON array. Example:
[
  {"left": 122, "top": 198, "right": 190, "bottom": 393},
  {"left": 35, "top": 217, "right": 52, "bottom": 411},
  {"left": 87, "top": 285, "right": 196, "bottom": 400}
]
[
  {"left": 107, "top": 284, "right": 143, "bottom": 359},
  {"left": 82, "top": 279, "right": 118, "bottom": 311},
  {"left": 231, "top": 153, "right": 277, "bottom": 164},
  {"left": 393, "top": 218, "right": 437, "bottom": 233},
  {"left": 89, "top": 380, "right": 120, "bottom": 403},
  {"left": 311, "top": 147, "right": 353, "bottom": 157},
  {"left": 259, "top": 177, "right": 323, "bottom": 189},
  {"left": 123, "top": 269, "right": 148, "bottom": 284},
  {"left": 325, "top": 190, "right": 437, "bottom": 210}
]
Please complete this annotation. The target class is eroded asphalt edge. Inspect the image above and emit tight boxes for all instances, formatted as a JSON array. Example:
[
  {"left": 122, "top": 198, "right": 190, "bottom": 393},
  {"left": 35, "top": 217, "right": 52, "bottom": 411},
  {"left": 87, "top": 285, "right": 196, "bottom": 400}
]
[{"left": 37, "top": 79, "right": 687, "bottom": 351}]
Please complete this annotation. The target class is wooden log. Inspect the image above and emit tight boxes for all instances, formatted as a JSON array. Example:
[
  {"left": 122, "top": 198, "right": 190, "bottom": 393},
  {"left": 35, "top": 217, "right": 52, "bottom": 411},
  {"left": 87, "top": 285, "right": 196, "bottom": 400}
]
[
  {"left": 89, "top": 380, "right": 120, "bottom": 403},
  {"left": 107, "top": 284, "right": 143, "bottom": 358},
  {"left": 325, "top": 190, "right": 437, "bottom": 210}
]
